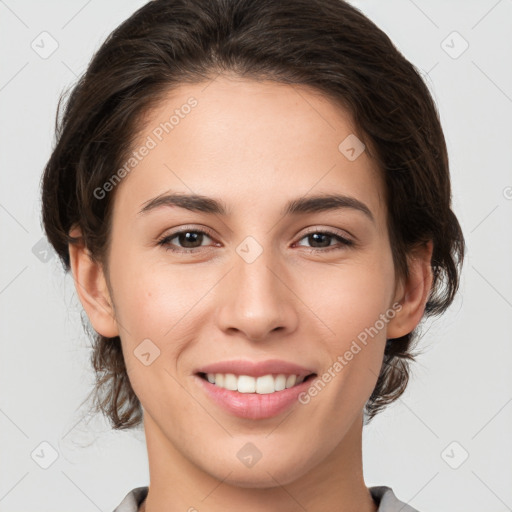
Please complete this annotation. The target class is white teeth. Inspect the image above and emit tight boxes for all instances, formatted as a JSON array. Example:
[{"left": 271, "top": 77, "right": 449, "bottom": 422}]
[
  {"left": 204, "top": 373, "right": 307, "bottom": 393},
  {"left": 238, "top": 375, "right": 256, "bottom": 393},
  {"left": 223, "top": 373, "right": 238, "bottom": 390},
  {"left": 286, "top": 374, "right": 297, "bottom": 388},
  {"left": 275, "top": 374, "right": 287, "bottom": 391},
  {"left": 256, "top": 375, "right": 274, "bottom": 394}
]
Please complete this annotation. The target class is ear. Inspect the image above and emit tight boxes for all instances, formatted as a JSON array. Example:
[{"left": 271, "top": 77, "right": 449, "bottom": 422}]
[
  {"left": 68, "top": 225, "right": 119, "bottom": 338},
  {"left": 386, "top": 240, "right": 434, "bottom": 339}
]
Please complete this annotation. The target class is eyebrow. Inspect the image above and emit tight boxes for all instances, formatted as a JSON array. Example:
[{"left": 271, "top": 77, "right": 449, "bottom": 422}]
[{"left": 138, "top": 192, "right": 374, "bottom": 223}]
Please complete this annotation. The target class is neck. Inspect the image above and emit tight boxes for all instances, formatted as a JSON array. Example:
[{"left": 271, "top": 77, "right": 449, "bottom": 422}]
[{"left": 141, "top": 411, "right": 377, "bottom": 512}]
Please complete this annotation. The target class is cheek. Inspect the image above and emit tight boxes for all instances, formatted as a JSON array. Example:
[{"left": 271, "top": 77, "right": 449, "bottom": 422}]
[
  {"left": 109, "top": 227, "right": 395, "bottom": 353},
  {"left": 108, "top": 246, "right": 201, "bottom": 337},
  {"left": 298, "top": 250, "right": 395, "bottom": 397},
  {"left": 299, "top": 253, "right": 395, "bottom": 340},
  {"left": 107, "top": 254, "right": 201, "bottom": 413},
  {"left": 109, "top": 235, "right": 396, "bottom": 349}
]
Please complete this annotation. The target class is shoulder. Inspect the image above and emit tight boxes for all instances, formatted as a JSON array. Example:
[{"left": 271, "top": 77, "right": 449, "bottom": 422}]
[
  {"left": 369, "top": 485, "right": 421, "bottom": 512},
  {"left": 112, "top": 486, "right": 149, "bottom": 512},
  {"left": 112, "top": 485, "right": 419, "bottom": 511}
]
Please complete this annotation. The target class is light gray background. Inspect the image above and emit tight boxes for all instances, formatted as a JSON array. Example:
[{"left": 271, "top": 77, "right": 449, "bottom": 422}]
[{"left": 1, "top": 1, "right": 511, "bottom": 511}]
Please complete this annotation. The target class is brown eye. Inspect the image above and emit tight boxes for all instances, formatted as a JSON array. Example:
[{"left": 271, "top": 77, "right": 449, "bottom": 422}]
[
  {"left": 157, "top": 229, "right": 216, "bottom": 252},
  {"left": 296, "top": 231, "right": 353, "bottom": 251}
]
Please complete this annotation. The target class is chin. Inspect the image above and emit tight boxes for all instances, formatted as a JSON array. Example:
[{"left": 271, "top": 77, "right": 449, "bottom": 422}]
[{"left": 204, "top": 455, "right": 313, "bottom": 489}]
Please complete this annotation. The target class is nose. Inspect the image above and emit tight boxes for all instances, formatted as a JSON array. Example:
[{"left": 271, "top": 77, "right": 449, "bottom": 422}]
[{"left": 214, "top": 246, "right": 299, "bottom": 343}]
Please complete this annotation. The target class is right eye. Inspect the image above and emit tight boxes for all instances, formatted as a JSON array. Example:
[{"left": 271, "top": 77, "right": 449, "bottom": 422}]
[{"left": 157, "top": 228, "right": 218, "bottom": 253}]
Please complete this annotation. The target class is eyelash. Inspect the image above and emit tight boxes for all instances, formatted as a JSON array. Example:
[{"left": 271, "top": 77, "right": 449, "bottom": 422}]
[{"left": 156, "top": 227, "right": 354, "bottom": 254}]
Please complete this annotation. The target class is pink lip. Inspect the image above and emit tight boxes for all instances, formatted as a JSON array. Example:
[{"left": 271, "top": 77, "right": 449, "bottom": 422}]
[
  {"left": 194, "top": 374, "right": 316, "bottom": 420},
  {"left": 194, "top": 358, "right": 315, "bottom": 379},
  {"left": 193, "top": 359, "right": 317, "bottom": 420}
]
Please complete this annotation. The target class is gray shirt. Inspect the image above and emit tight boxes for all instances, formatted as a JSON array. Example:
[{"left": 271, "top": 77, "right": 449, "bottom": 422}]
[{"left": 112, "top": 486, "right": 420, "bottom": 511}]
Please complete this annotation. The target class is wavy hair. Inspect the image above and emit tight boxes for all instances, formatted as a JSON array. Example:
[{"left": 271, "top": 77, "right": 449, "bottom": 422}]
[{"left": 41, "top": 0, "right": 465, "bottom": 429}]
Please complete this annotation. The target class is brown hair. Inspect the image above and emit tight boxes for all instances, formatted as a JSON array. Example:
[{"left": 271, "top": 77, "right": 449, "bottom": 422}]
[{"left": 41, "top": 0, "right": 465, "bottom": 429}]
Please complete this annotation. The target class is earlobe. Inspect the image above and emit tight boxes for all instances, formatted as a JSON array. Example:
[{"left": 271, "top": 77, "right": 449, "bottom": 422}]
[
  {"left": 68, "top": 225, "right": 119, "bottom": 338},
  {"left": 386, "top": 240, "right": 434, "bottom": 340}
]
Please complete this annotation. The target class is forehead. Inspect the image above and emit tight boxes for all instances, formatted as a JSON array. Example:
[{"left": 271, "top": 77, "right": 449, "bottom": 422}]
[{"left": 113, "top": 75, "right": 385, "bottom": 223}]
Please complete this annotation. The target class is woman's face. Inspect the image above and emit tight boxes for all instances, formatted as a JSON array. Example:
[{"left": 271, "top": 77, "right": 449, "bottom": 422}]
[{"left": 101, "top": 75, "right": 404, "bottom": 486}]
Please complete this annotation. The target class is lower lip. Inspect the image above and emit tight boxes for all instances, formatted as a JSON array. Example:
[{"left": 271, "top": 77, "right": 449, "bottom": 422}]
[{"left": 194, "top": 374, "right": 316, "bottom": 420}]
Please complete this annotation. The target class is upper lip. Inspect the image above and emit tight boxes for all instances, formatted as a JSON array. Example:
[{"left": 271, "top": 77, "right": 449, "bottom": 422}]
[{"left": 195, "top": 359, "right": 316, "bottom": 378}]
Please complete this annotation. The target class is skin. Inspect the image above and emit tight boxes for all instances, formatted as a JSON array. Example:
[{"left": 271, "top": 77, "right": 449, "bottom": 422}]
[{"left": 69, "top": 75, "right": 433, "bottom": 512}]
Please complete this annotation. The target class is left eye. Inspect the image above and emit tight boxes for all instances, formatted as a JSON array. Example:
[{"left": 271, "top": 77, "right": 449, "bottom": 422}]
[{"left": 295, "top": 231, "right": 353, "bottom": 251}]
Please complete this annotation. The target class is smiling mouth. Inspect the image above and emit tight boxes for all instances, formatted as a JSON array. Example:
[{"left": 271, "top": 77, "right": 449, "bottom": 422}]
[{"left": 197, "top": 372, "right": 317, "bottom": 394}]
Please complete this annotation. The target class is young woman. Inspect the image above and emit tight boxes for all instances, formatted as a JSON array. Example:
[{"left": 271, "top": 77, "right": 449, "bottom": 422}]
[{"left": 40, "top": 0, "right": 464, "bottom": 510}]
